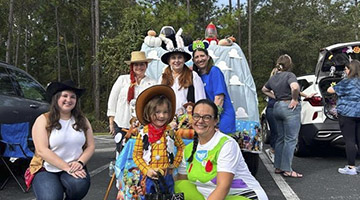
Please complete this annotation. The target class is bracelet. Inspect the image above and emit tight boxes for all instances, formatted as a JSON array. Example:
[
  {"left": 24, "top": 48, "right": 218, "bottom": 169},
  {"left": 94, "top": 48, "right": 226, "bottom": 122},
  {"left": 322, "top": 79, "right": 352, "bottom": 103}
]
[{"left": 77, "top": 160, "right": 84, "bottom": 167}]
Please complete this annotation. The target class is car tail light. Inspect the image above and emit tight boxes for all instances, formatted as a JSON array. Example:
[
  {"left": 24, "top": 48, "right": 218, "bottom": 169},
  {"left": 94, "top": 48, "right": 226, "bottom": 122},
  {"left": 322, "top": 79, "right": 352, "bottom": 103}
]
[
  {"left": 304, "top": 96, "right": 323, "bottom": 106},
  {"left": 312, "top": 112, "right": 318, "bottom": 120}
]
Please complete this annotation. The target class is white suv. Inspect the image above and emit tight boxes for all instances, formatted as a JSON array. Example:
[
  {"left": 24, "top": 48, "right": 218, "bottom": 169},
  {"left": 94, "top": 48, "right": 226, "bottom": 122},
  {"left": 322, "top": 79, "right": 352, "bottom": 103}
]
[{"left": 261, "top": 41, "right": 360, "bottom": 156}]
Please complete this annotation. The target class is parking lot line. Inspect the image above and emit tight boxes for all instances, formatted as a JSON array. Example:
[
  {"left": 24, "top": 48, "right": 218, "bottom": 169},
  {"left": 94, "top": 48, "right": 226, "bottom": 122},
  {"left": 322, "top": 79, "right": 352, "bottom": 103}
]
[{"left": 259, "top": 152, "right": 300, "bottom": 200}]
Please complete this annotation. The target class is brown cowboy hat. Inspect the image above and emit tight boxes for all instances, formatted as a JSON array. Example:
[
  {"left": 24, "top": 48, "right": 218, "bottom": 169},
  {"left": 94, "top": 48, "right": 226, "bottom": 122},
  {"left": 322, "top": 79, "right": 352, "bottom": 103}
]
[
  {"left": 183, "top": 102, "right": 195, "bottom": 109},
  {"left": 46, "top": 80, "right": 85, "bottom": 101},
  {"left": 124, "top": 51, "right": 152, "bottom": 65},
  {"left": 135, "top": 85, "right": 176, "bottom": 125},
  {"left": 161, "top": 48, "right": 192, "bottom": 65}
]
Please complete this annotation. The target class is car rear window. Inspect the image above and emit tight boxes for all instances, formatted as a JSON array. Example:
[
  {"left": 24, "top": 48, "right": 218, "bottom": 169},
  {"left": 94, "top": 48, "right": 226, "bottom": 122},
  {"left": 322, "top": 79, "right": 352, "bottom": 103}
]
[
  {"left": 0, "top": 66, "right": 16, "bottom": 96},
  {"left": 8, "top": 68, "right": 47, "bottom": 101}
]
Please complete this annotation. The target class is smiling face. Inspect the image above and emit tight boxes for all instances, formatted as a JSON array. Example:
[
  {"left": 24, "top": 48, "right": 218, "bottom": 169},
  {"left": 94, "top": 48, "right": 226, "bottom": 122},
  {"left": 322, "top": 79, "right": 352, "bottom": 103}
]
[
  {"left": 192, "top": 103, "right": 218, "bottom": 141},
  {"left": 168, "top": 53, "right": 185, "bottom": 73},
  {"left": 193, "top": 50, "right": 210, "bottom": 73},
  {"left": 57, "top": 90, "right": 77, "bottom": 113},
  {"left": 150, "top": 102, "right": 170, "bottom": 129},
  {"left": 132, "top": 62, "right": 147, "bottom": 78}
]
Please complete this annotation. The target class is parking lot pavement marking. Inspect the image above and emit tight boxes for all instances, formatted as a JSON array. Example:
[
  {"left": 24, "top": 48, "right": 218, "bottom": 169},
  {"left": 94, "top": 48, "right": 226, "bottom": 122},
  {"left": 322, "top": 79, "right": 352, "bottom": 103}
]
[
  {"left": 259, "top": 152, "right": 300, "bottom": 200},
  {"left": 89, "top": 163, "right": 109, "bottom": 177},
  {"left": 95, "top": 147, "right": 115, "bottom": 153}
]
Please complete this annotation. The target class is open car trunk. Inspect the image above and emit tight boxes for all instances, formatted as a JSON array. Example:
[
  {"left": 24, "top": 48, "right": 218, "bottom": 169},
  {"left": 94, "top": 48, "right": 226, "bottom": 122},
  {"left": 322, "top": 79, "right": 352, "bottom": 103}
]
[{"left": 318, "top": 77, "right": 343, "bottom": 120}]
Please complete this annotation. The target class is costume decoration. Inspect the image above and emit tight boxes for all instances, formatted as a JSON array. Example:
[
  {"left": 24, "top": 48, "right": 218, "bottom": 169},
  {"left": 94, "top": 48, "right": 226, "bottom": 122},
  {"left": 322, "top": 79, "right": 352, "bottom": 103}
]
[
  {"left": 353, "top": 46, "right": 360, "bottom": 53},
  {"left": 144, "top": 30, "right": 162, "bottom": 47},
  {"left": 204, "top": 22, "right": 219, "bottom": 45},
  {"left": 188, "top": 40, "right": 209, "bottom": 52},
  {"left": 159, "top": 26, "right": 186, "bottom": 51},
  {"left": 148, "top": 123, "right": 167, "bottom": 143},
  {"left": 218, "top": 36, "right": 236, "bottom": 46}
]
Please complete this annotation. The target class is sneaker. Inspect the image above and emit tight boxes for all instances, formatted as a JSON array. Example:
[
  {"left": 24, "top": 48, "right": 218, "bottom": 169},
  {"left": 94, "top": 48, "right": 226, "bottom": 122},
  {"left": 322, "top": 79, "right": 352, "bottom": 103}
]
[
  {"left": 265, "top": 149, "right": 275, "bottom": 163},
  {"left": 338, "top": 165, "right": 357, "bottom": 175},
  {"left": 355, "top": 166, "right": 360, "bottom": 173}
]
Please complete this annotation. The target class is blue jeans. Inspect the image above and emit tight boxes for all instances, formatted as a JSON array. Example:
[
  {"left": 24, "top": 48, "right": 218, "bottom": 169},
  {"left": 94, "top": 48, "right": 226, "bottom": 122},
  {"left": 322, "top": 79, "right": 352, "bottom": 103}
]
[
  {"left": 32, "top": 169, "right": 90, "bottom": 200},
  {"left": 265, "top": 107, "right": 278, "bottom": 149},
  {"left": 273, "top": 101, "right": 301, "bottom": 171}
]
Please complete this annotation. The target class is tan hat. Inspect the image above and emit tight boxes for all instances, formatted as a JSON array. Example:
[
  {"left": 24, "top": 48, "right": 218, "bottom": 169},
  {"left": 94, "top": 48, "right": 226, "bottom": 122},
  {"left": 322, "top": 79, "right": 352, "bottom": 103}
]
[
  {"left": 135, "top": 85, "right": 176, "bottom": 125},
  {"left": 125, "top": 51, "right": 152, "bottom": 65}
]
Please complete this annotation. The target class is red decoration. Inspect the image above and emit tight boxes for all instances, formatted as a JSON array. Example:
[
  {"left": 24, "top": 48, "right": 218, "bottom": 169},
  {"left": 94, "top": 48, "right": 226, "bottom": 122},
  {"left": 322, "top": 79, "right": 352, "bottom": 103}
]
[
  {"left": 205, "top": 160, "right": 213, "bottom": 172},
  {"left": 188, "top": 163, "right": 193, "bottom": 173}
]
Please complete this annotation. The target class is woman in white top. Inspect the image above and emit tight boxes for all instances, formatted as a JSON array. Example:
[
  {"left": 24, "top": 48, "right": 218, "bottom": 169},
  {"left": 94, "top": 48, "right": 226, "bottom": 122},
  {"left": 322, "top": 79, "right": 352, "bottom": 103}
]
[
  {"left": 107, "top": 51, "right": 156, "bottom": 155},
  {"left": 175, "top": 99, "right": 268, "bottom": 200},
  {"left": 31, "top": 80, "right": 95, "bottom": 200},
  {"left": 159, "top": 48, "right": 206, "bottom": 113}
]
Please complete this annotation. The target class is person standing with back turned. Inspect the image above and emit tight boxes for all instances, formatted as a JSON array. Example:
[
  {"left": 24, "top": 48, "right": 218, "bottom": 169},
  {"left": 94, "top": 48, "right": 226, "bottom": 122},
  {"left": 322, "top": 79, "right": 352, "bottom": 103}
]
[{"left": 262, "top": 54, "right": 303, "bottom": 178}]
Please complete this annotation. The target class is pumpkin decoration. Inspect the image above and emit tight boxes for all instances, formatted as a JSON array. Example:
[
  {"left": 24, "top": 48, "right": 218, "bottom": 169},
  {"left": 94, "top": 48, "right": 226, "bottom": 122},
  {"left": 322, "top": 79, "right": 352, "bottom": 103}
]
[
  {"left": 144, "top": 30, "right": 162, "bottom": 47},
  {"left": 147, "top": 30, "right": 156, "bottom": 36}
]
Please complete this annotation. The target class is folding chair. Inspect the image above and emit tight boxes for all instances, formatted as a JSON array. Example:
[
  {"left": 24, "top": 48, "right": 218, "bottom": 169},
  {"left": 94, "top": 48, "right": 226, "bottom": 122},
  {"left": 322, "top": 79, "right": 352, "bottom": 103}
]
[{"left": 0, "top": 122, "right": 34, "bottom": 192}]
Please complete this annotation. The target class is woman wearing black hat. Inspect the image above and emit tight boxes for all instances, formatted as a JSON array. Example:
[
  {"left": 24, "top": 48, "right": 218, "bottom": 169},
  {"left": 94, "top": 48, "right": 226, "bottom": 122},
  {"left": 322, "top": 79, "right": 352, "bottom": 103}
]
[
  {"left": 30, "top": 80, "right": 95, "bottom": 200},
  {"left": 159, "top": 48, "right": 206, "bottom": 113}
]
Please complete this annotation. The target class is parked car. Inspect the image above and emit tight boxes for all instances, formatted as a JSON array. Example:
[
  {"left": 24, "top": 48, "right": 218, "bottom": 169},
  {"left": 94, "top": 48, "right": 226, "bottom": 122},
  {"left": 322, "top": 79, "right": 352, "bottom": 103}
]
[
  {"left": 0, "top": 61, "right": 49, "bottom": 151},
  {"left": 261, "top": 42, "right": 360, "bottom": 156}
]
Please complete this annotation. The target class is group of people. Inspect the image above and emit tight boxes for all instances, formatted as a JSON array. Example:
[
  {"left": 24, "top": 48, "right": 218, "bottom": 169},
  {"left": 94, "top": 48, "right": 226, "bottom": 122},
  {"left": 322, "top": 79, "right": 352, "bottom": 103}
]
[
  {"left": 27, "top": 44, "right": 268, "bottom": 200},
  {"left": 262, "top": 54, "right": 360, "bottom": 178},
  {"left": 106, "top": 45, "right": 267, "bottom": 199}
]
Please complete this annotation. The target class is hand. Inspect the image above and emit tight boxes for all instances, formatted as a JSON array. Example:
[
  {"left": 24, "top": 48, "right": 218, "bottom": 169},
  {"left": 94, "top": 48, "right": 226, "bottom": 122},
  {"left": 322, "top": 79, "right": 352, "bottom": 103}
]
[
  {"left": 288, "top": 99, "right": 299, "bottom": 110},
  {"left": 68, "top": 161, "right": 83, "bottom": 173},
  {"left": 146, "top": 168, "right": 158, "bottom": 179},
  {"left": 67, "top": 168, "right": 87, "bottom": 179},
  {"left": 306, "top": 93, "right": 317, "bottom": 99},
  {"left": 109, "top": 125, "right": 115, "bottom": 137}
]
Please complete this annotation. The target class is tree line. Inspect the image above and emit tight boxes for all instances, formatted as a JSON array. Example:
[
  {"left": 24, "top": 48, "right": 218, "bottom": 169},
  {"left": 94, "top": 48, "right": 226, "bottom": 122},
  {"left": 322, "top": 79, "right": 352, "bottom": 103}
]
[{"left": 1, "top": 0, "right": 359, "bottom": 131}]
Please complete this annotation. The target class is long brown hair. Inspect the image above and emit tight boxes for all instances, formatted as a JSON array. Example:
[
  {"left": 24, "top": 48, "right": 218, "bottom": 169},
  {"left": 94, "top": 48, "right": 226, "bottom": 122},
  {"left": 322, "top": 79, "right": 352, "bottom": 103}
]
[
  {"left": 161, "top": 65, "right": 193, "bottom": 90},
  {"left": 46, "top": 91, "right": 88, "bottom": 133},
  {"left": 192, "top": 48, "right": 214, "bottom": 75},
  {"left": 347, "top": 59, "right": 360, "bottom": 78}
]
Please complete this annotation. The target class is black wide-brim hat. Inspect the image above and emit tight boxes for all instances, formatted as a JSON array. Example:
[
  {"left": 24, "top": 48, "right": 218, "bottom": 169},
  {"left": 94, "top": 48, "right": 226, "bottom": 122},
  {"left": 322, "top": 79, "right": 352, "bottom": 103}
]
[
  {"left": 46, "top": 80, "right": 85, "bottom": 101},
  {"left": 135, "top": 85, "right": 176, "bottom": 125},
  {"left": 160, "top": 48, "right": 192, "bottom": 65}
]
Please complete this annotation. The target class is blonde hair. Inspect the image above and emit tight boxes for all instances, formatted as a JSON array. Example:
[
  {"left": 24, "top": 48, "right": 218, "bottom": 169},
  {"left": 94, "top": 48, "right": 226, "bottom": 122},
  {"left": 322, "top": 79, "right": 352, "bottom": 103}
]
[
  {"left": 270, "top": 67, "right": 278, "bottom": 77},
  {"left": 142, "top": 95, "right": 173, "bottom": 125}
]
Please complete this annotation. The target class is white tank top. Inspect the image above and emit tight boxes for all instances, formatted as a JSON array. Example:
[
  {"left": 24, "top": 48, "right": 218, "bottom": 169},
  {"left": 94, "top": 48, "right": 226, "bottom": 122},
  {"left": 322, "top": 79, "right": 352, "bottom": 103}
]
[{"left": 44, "top": 117, "right": 86, "bottom": 172}]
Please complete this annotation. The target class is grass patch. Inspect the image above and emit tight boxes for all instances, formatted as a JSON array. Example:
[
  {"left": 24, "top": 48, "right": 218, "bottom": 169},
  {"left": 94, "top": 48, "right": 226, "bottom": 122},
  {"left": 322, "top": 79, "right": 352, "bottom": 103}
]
[{"left": 94, "top": 132, "right": 110, "bottom": 136}]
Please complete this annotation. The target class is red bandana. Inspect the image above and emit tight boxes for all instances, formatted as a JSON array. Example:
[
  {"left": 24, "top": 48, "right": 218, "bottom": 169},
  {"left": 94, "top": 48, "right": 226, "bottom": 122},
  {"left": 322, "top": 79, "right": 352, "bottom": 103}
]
[{"left": 148, "top": 123, "right": 167, "bottom": 143}]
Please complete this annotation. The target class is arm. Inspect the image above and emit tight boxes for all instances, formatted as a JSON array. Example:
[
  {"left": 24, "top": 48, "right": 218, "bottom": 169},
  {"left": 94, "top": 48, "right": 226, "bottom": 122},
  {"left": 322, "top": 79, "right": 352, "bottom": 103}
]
[
  {"left": 208, "top": 172, "right": 234, "bottom": 200},
  {"left": 107, "top": 77, "right": 122, "bottom": 135},
  {"left": 175, "top": 152, "right": 188, "bottom": 181},
  {"left": 262, "top": 86, "right": 276, "bottom": 99},
  {"left": 289, "top": 82, "right": 300, "bottom": 109},
  {"left": 300, "top": 92, "right": 317, "bottom": 98},
  {"left": 327, "top": 86, "right": 336, "bottom": 94},
  {"left": 214, "top": 94, "right": 224, "bottom": 107},
  {"left": 32, "top": 115, "right": 71, "bottom": 173},
  {"left": 77, "top": 118, "right": 95, "bottom": 165}
]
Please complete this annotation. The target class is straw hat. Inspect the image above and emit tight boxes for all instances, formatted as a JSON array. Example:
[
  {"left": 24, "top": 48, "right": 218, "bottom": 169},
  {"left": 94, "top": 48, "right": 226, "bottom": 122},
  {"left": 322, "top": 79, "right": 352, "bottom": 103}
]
[
  {"left": 135, "top": 85, "right": 176, "bottom": 125},
  {"left": 161, "top": 48, "right": 192, "bottom": 65},
  {"left": 46, "top": 80, "right": 85, "bottom": 101},
  {"left": 124, "top": 51, "right": 152, "bottom": 65}
]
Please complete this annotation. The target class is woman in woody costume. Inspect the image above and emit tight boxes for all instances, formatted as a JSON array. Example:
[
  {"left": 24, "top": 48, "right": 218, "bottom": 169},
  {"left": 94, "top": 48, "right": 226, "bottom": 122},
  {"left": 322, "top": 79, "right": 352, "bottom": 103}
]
[
  {"left": 176, "top": 99, "right": 268, "bottom": 200},
  {"left": 133, "top": 85, "right": 185, "bottom": 194}
]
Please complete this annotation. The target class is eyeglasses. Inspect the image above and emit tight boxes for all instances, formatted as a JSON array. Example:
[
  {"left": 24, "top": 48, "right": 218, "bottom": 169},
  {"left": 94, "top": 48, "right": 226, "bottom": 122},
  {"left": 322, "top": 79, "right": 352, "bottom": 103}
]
[{"left": 192, "top": 114, "right": 214, "bottom": 122}]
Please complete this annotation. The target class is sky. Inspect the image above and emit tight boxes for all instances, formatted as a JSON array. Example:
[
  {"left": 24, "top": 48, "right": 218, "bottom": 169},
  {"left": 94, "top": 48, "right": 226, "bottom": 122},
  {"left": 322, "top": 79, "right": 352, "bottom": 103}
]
[{"left": 216, "top": 0, "right": 247, "bottom": 7}]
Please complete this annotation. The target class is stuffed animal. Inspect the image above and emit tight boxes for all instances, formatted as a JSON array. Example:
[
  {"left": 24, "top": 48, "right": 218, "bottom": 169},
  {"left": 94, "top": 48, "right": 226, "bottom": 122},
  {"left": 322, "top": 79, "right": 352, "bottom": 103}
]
[
  {"left": 144, "top": 30, "right": 162, "bottom": 47},
  {"left": 159, "top": 26, "right": 190, "bottom": 51}
]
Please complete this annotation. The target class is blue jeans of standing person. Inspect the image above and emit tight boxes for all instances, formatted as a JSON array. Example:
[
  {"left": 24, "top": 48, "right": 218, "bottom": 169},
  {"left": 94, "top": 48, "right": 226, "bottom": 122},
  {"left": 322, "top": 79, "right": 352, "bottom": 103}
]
[
  {"left": 266, "top": 107, "right": 278, "bottom": 150},
  {"left": 32, "top": 168, "right": 91, "bottom": 200},
  {"left": 273, "top": 101, "right": 301, "bottom": 172}
]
